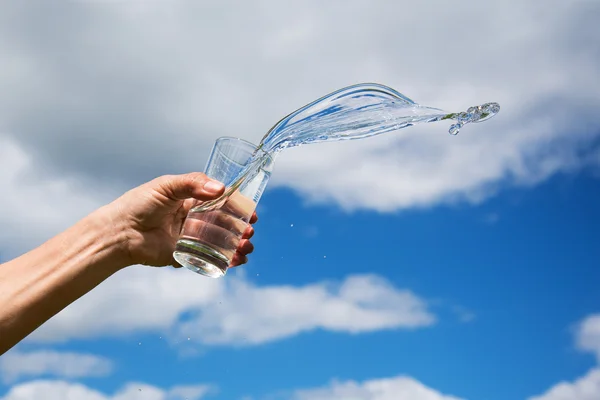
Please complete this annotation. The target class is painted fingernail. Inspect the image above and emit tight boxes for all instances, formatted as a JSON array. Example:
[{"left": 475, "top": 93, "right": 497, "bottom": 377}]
[{"left": 204, "top": 180, "right": 224, "bottom": 194}]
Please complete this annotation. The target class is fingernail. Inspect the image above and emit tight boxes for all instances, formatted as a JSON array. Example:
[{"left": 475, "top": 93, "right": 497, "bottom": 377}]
[{"left": 204, "top": 180, "right": 224, "bottom": 194}]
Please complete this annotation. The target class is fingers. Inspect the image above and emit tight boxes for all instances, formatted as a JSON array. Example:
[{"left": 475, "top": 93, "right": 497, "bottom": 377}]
[
  {"left": 237, "top": 238, "right": 254, "bottom": 255},
  {"left": 157, "top": 173, "right": 225, "bottom": 202},
  {"left": 229, "top": 237, "right": 254, "bottom": 268},
  {"left": 229, "top": 214, "right": 256, "bottom": 268},
  {"left": 242, "top": 225, "right": 254, "bottom": 239},
  {"left": 230, "top": 252, "right": 248, "bottom": 267}
]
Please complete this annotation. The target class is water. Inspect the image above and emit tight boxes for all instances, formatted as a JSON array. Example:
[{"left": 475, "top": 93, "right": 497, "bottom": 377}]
[
  {"left": 175, "top": 169, "right": 269, "bottom": 277},
  {"left": 176, "top": 82, "right": 500, "bottom": 276},
  {"left": 258, "top": 82, "right": 500, "bottom": 153},
  {"left": 204, "top": 82, "right": 500, "bottom": 209}
]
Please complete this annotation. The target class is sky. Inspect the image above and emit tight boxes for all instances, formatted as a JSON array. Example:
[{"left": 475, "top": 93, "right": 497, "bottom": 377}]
[{"left": 0, "top": 0, "right": 599, "bottom": 399}]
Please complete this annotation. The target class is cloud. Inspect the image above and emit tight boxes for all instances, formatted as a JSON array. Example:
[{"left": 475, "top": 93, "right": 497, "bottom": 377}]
[
  {"left": 0, "top": 380, "right": 212, "bottom": 400},
  {"left": 0, "top": 349, "right": 112, "bottom": 384},
  {"left": 0, "top": 137, "right": 113, "bottom": 259},
  {"left": 528, "top": 368, "right": 600, "bottom": 400},
  {"left": 576, "top": 314, "right": 600, "bottom": 362},
  {"left": 166, "top": 385, "right": 213, "bottom": 400},
  {"left": 0, "top": 0, "right": 598, "bottom": 214},
  {"left": 26, "top": 266, "right": 223, "bottom": 343},
  {"left": 177, "top": 274, "right": 435, "bottom": 345},
  {"left": 27, "top": 267, "right": 433, "bottom": 346},
  {"left": 528, "top": 314, "right": 600, "bottom": 400},
  {"left": 289, "top": 375, "right": 464, "bottom": 400},
  {"left": 450, "top": 306, "right": 476, "bottom": 323}
]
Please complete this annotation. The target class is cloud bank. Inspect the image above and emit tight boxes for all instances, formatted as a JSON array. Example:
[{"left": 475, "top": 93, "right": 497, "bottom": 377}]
[
  {"left": 290, "top": 375, "right": 464, "bottom": 400},
  {"left": 28, "top": 267, "right": 434, "bottom": 346},
  {"left": 0, "top": 0, "right": 598, "bottom": 215},
  {"left": 0, "top": 380, "right": 211, "bottom": 400}
]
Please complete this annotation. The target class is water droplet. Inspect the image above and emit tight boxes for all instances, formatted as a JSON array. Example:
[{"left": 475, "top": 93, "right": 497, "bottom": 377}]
[
  {"left": 138, "top": 342, "right": 142, "bottom": 345},
  {"left": 290, "top": 223, "right": 294, "bottom": 227},
  {"left": 187, "top": 337, "right": 190, "bottom": 341},
  {"left": 467, "top": 106, "right": 481, "bottom": 119},
  {"left": 449, "top": 123, "right": 462, "bottom": 135},
  {"left": 256, "top": 273, "right": 260, "bottom": 276},
  {"left": 457, "top": 112, "right": 470, "bottom": 123},
  {"left": 324, "top": 255, "right": 327, "bottom": 258},
  {"left": 481, "top": 102, "right": 500, "bottom": 115}
]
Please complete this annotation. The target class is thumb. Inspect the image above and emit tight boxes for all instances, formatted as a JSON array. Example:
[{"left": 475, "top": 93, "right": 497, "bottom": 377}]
[{"left": 157, "top": 172, "right": 225, "bottom": 201}]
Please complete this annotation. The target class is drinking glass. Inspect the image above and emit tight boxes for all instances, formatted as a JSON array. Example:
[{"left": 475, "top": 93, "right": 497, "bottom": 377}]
[{"left": 173, "top": 137, "right": 273, "bottom": 278}]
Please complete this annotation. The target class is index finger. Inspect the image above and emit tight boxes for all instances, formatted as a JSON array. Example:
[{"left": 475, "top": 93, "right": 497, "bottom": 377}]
[{"left": 249, "top": 211, "right": 258, "bottom": 224}]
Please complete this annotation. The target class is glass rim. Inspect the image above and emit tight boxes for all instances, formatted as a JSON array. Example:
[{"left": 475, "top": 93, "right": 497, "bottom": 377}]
[{"left": 214, "top": 136, "right": 273, "bottom": 161}]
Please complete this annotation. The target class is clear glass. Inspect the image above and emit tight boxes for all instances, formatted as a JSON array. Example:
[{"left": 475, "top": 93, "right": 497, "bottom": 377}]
[{"left": 173, "top": 137, "right": 273, "bottom": 278}]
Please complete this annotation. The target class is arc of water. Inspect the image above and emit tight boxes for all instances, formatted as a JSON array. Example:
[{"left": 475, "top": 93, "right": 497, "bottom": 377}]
[{"left": 195, "top": 83, "right": 500, "bottom": 211}]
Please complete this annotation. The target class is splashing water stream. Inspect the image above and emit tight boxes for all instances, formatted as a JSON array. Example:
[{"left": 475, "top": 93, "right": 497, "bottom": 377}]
[
  {"left": 260, "top": 83, "right": 499, "bottom": 152},
  {"left": 194, "top": 83, "right": 500, "bottom": 211}
]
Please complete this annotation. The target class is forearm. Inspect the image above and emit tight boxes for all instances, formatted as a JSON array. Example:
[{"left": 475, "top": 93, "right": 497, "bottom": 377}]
[{"left": 0, "top": 206, "right": 128, "bottom": 354}]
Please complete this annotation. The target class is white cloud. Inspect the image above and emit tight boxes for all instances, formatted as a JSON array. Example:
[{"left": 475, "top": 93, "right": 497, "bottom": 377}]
[
  {"left": 0, "top": 380, "right": 212, "bottom": 400},
  {"left": 528, "top": 368, "right": 600, "bottom": 400},
  {"left": 166, "top": 385, "right": 213, "bottom": 400},
  {"left": 177, "top": 274, "right": 434, "bottom": 345},
  {"left": 0, "top": 137, "right": 115, "bottom": 259},
  {"left": 27, "top": 267, "right": 433, "bottom": 346},
  {"left": 0, "top": 0, "right": 598, "bottom": 214},
  {"left": 577, "top": 314, "right": 600, "bottom": 362},
  {"left": 528, "top": 314, "right": 600, "bottom": 400},
  {"left": 0, "top": 349, "right": 112, "bottom": 384},
  {"left": 290, "top": 375, "right": 464, "bottom": 400},
  {"left": 0, "top": 380, "right": 106, "bottom": 400},
  {"left": 26, "top": 266, "right": 223, "bottom": 343}
]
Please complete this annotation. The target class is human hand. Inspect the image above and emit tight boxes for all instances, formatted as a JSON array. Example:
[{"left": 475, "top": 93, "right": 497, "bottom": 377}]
[{"left": 104, "top": 172, "right": 257, "bottom": 268}]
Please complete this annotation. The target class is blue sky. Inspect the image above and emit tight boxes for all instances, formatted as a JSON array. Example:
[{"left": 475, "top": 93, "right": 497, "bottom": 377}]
[
  {"left": 1, "top": 1, "right": 600, "bottom": 399},
  {"left": 2, "top": 167, "right": 599, "bottom": 400}
]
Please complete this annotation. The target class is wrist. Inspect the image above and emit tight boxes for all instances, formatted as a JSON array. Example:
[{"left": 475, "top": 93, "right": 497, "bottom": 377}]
[{"left": 77, "top": 205, "right": 132, "bottom": 273}]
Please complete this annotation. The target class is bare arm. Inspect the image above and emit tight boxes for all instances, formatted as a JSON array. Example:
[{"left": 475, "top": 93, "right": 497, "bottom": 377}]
[
  {"left": 0, "top": 207, "right": 127, "bottom": 354},
  {"left": 0, "top": 172, "right": 257, "bottom": 355}
]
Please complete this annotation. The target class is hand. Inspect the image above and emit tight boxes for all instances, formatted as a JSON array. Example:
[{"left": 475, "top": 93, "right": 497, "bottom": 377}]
[{"left": 105, "top": 172, "right": 257, "bottom": 268}]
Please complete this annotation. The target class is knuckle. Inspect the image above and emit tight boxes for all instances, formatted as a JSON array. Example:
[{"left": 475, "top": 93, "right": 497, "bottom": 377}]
[
  {"left": 187, "top": 173, "right": 208, "bottom": 189},
  {"left": 157, "top": 174, "right": 177, "bottom": 190}
]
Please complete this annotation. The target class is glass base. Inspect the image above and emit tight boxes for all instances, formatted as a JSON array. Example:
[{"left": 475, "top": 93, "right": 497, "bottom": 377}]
[{"left": 173, "top": 239, "right": 229, "bottom": 278}]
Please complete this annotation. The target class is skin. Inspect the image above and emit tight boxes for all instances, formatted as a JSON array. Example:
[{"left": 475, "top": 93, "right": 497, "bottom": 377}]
[{"left": 0, "top": 172, "right": 257, "bottom": 355}]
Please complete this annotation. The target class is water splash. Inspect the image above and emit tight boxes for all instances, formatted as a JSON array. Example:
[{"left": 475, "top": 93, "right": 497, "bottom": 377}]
[
  {"left": 446, "top": 103, "right": 501, "bottom": 136},
  {"left": 195, "top": 83, "right": 499, "bottom": 212},
  {"left": 257, "top": 83, "right": 500, "bottom": 153}
]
